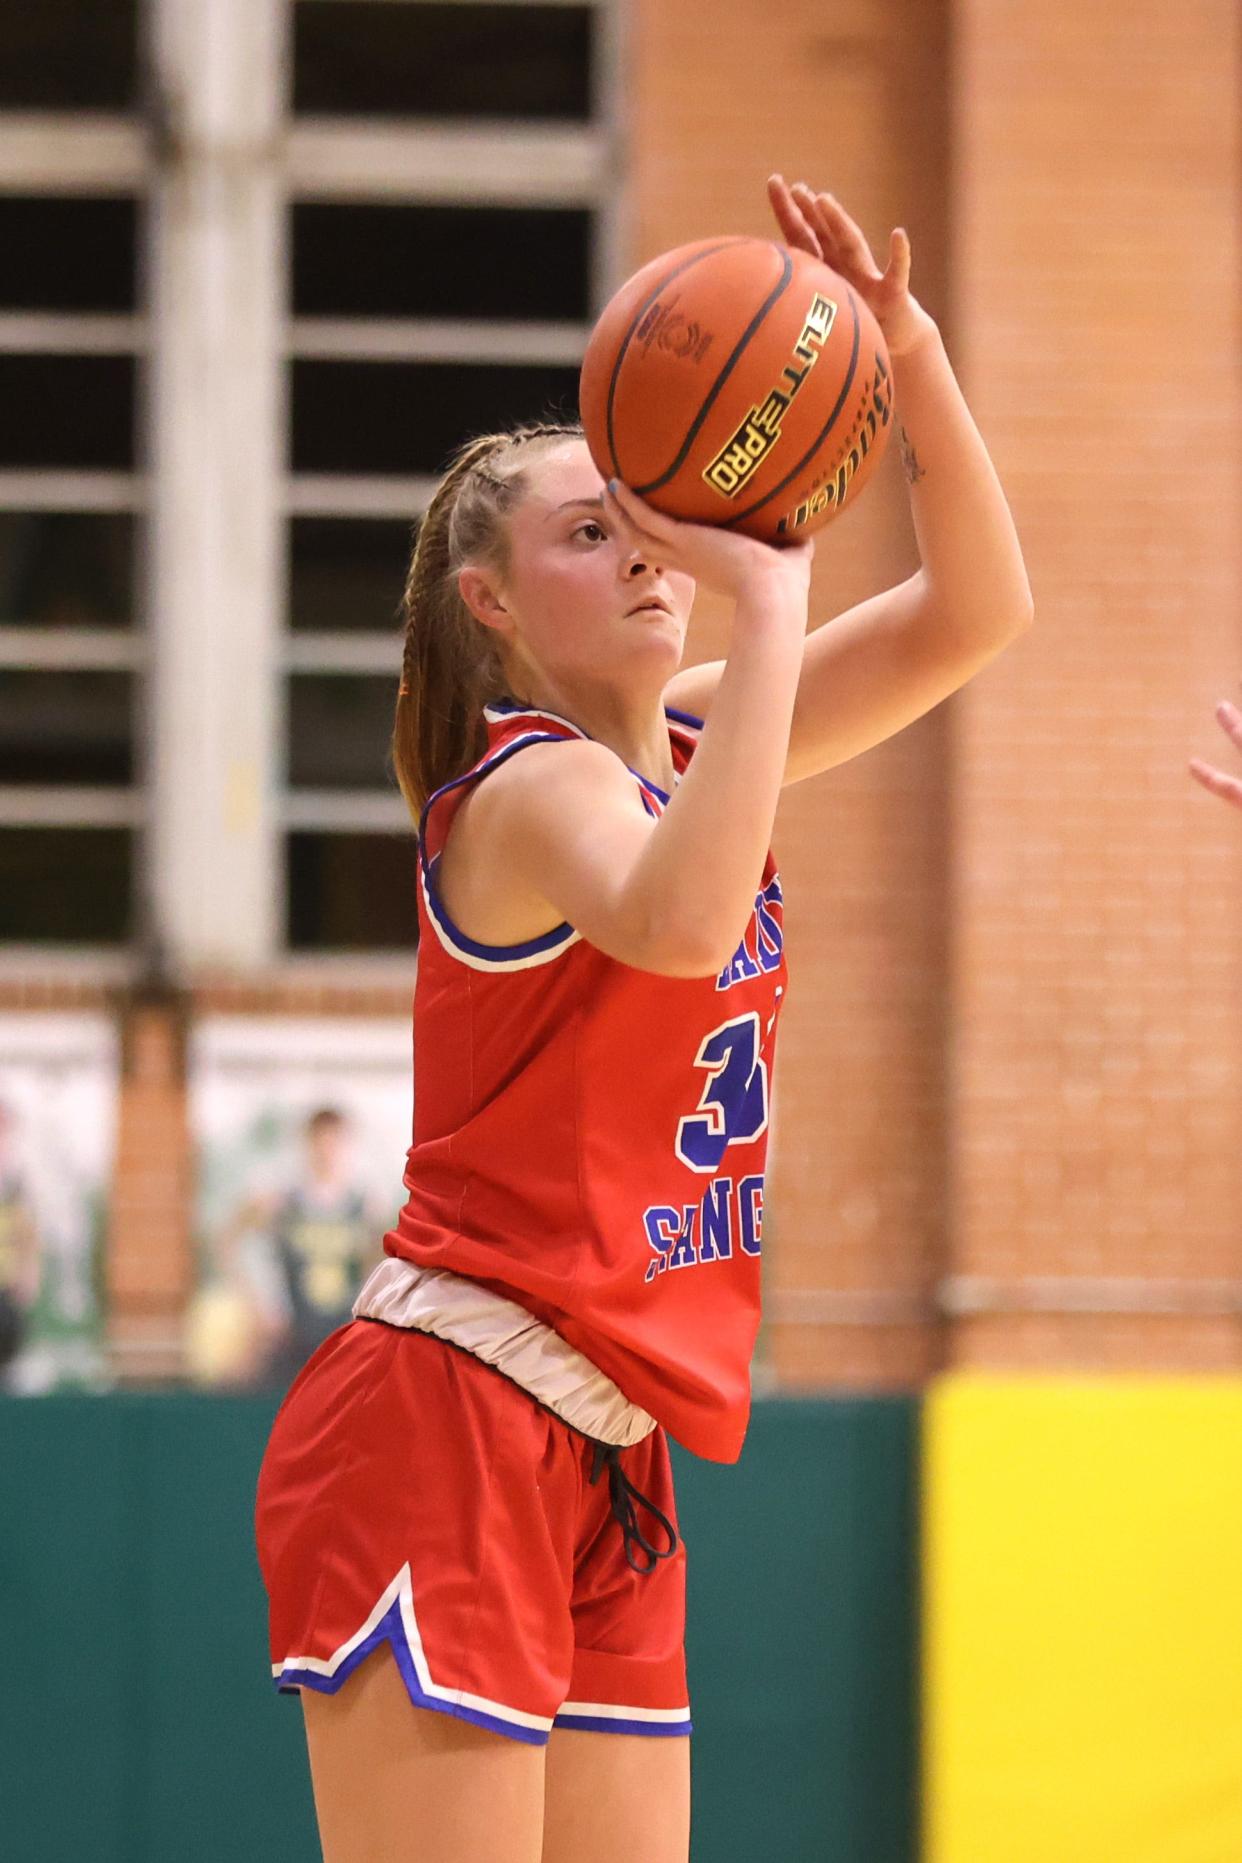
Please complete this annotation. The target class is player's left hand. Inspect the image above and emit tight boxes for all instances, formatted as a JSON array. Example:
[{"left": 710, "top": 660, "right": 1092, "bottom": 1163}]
[
  {"left": 1189, "top": 685, "right": 1242, "bottom": 812},
  {"left": 766, "top": 174, "right": 937, "bottom": 359}
]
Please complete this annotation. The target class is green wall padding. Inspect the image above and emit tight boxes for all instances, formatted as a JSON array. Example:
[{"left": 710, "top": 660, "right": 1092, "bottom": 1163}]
[
  {"left": 677, "top": 1399, "right": 920, "bottom": 1861},
  {"left": 1, "top": 1391, "right": 918, "bottom": 1861}
]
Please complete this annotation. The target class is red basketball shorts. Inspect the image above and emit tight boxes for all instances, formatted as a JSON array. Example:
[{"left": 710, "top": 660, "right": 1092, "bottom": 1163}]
[{"left": 255, "top": 1316, "right": 691, "bottom": 1745}]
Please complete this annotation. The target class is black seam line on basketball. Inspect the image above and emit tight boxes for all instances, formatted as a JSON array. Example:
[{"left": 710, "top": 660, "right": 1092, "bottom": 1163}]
[
  {"left": 632, "top": 245, "right": 795, "bottom": 498},
  {"left": 603, "top": 237, "right": 761, "bottom": 484},
  {"left": 721, "top": 287, "right": 863, "bottom": 528}
]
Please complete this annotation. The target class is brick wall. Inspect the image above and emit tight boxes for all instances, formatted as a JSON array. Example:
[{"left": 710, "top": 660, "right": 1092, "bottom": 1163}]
[
  {"left": 631, "top": 0, "right": 953, "bottom": 1384},
  {"left": 106, "top": 993, "right": 193, "bottom": 1380},
  {"left": 946, "top": 0, "right": 1242, "bottom": 1368},
  {"left": 630, "top": 0, "right": 1242, "bottom": 1380},
  {"left": 11, "top": 0, "right": 1240, "bottom": 1387}
]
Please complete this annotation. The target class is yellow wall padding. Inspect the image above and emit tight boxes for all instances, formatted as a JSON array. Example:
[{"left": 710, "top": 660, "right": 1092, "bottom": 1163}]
[{"left": 922, "top": 1374, "right": 1242, "bottom": 1863}]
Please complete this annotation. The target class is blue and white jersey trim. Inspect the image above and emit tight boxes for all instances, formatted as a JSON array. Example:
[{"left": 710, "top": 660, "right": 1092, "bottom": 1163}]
[
  {"left": 421, "top": 701, "right": 703, "bottom": 957},
  {"left": 419, "top": 731, "right": 583, "bottom": 972},
  {"left": 642, "top": 705, "right": 700, "bottom": 809},
  {"left": 483, "top": 697, "right": 590, "bottom": 737},
  {"left": 420, "top": 852, "right": 582, "bottom": 971},
  {"left": 485, "top": 697, "right": 703, "bottom": 801}
]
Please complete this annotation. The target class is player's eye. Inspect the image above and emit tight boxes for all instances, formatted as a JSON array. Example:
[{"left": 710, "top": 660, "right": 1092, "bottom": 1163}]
[{"left": 572, "top": 519, "right": 607, "bottom": 544}]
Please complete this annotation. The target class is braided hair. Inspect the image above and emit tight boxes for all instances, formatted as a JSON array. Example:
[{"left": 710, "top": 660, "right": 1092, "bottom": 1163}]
[{"left": 391, "top": 420, "right": 585, "bottom": 824}]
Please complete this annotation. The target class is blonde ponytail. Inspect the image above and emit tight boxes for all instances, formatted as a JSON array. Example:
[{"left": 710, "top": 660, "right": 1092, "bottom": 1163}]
[{"left": 391, "top": 420, "right": 584, "bottom": 823}]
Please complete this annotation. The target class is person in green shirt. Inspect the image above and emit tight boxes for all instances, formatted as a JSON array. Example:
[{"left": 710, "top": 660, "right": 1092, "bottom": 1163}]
[{"left": 0, "top": 1101, "right": 41, "bottom": 1374}]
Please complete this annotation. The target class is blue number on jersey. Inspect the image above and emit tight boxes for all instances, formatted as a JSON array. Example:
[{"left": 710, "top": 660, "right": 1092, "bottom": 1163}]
[{"left": 675, "top": 1011, "right": 769, "bottom": 1174}]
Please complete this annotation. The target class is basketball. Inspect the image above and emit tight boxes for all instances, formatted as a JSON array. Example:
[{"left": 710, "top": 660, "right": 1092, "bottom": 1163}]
[{"left": 579, "top": 236, "right": 894, "bottom": 544}]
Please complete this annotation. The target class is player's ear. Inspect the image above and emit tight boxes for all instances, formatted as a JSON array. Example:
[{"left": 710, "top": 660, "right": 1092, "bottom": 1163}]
[{"left": 458, "top": 565, "right": 511, "bottom": 633}]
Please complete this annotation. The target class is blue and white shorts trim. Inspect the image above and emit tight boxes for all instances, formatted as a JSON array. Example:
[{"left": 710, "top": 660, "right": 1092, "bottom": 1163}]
[{"left": 271, "top": 1564, "right": 693, "bottom": 1746}]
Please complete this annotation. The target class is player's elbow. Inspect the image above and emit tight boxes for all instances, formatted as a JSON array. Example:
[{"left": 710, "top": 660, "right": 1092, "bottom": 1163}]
[
  {"left": 636, "top": 911, "right": 737, "bottom": 980},
  {"left": 1012, "top": 589, "right": 1035, "bottom": 633},
  {"left": 646, "top": 937, "right": 729, "bottom": 980},
  {"left": 588, "top": 920, "right": 720, "bottom": 978}
]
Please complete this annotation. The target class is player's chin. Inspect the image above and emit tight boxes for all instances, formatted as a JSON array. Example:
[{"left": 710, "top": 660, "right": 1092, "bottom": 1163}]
[
  {"left": 624, "top": 605, "right": 683, "bottom": 632},
  {"left": 626, "top": 619, "right": 684, "bottom": 664}
]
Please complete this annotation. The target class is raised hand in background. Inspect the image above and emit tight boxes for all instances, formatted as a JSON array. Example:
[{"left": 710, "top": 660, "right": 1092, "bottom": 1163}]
[{"left": 1189, "top": 687, "right": 1242, "bottom": 812}]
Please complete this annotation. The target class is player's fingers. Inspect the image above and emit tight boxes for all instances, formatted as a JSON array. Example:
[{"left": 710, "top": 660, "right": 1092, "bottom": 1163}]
[
  {"left": 767, "top": 174, "right": 821, "bottom": 258},
  {"left": 601, "top": 481, "right": 685, "bottom": 569},
  {"left": 1215, "top": 698, "right": 1242, "bottom": 750},
  {"left": 796, "top": 186, "right": 883, "bottom": 282},
  {"left": 604, "top": 477, "right": 680, "bottom": 542},
  {"left": 789, "top": 184, "right": 846, "bottom": 267},
  {"left": 887, "top": 227, "right": 912, "bottom": 292},
  {"left": 798, "top": 197, "right": 868, "bottom": 278},
  {"left": 605, "top": 487, "right": 719, "bottom": 569},
  {"left": 1188, "top": 758, "right": 1242, "bottom": 809},
  {"left": 600, "top": 477, "right": 649, "bottom": 536}
]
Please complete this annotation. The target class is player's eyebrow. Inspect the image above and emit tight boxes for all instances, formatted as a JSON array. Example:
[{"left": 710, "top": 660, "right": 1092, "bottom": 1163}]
[{"left": 544, "top": 497, "right": 605, "bottom": 522}]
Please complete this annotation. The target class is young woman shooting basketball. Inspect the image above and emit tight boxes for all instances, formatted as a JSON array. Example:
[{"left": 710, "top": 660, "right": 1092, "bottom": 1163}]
[{"left": 255, "top": 175, "right": 1033, "bottom": 1863}]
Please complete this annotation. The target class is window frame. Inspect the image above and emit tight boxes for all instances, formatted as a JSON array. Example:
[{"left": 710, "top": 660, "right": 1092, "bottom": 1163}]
[{"left": 0, "top": 0, "right": 622, "bottom": 977}]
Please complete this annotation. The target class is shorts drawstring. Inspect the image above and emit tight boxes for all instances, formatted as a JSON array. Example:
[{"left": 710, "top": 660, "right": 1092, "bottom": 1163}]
[{"left": 587, "top": 1439, "right": 679, "bottom": 1576}]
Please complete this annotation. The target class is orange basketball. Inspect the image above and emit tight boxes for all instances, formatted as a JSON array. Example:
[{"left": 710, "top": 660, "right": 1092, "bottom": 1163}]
[{"left": 579, "top": 237, "right": 894, "bottom": 544}]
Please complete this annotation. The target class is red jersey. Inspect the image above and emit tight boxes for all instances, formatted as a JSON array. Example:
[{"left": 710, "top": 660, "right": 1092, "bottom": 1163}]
[{"left": 383, "top": 696, "right": 788, "bottom": 1462}]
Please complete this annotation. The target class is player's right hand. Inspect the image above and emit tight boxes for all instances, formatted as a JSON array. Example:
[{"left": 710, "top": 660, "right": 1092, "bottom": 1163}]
[{"left": 601, "top": 476, "right": 815, "bottom": 608}]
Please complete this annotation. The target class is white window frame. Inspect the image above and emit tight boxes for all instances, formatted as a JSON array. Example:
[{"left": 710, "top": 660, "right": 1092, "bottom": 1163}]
[
  {"left": 0, "top": 0, "right": 623, "bottom": 981},
  {"left": 0, "top": 101, "right": 147, "bottom": 975},
  {"left": 278, "top": 0, "right": 621, "bottom": 972}
]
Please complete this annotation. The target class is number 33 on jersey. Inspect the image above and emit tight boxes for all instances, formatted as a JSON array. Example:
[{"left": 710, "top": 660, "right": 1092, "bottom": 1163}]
[{"left": 648, "top": 878, "right": 784, "bottom": 1283}]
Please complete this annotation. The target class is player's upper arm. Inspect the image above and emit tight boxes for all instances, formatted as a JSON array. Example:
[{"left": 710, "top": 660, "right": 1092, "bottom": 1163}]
[
  {"left": 469, "top": 739, "right": 719, "bottom": 978},
  {"left": 664, "top": 572, "right": 1033, "bottom": 786}
]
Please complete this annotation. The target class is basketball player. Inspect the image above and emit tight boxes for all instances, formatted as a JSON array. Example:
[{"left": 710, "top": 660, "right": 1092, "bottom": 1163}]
[
  {"left": 1189, "top": 686, "right": 1242, "bottom": 811},
  {"left": 0, "top": 1099, "right": 41, "bottom": 1378},
  {"left": 216, "top": 1106, "right": 384, "bottom": 1388},
  {"left": 255, "top": 177, "right": 1034, "bottom": 1861}
]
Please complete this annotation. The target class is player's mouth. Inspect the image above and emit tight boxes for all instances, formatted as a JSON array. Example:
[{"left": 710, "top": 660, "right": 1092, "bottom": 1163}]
[{"left": 626, "top": 595, "right": 674, "bottom": 619}]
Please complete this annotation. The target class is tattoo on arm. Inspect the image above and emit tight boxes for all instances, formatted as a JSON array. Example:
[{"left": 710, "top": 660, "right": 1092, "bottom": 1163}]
[{"left": 899, "top": 425, "right": 926, "bottom": 485}]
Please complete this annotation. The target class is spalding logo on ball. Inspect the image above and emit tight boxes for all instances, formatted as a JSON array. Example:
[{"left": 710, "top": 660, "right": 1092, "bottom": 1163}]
[{"left": 580, "top": 237, "right": 893, "bottom": 544}]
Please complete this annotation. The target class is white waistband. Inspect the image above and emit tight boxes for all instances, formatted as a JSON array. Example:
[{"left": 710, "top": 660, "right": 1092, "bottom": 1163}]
[{"left": 350, "top": 1256, "right": 657, "bottom": 1449}]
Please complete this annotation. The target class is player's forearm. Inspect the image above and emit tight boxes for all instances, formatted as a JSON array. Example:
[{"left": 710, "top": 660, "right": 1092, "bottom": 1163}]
[
  {"left": 634, "top": 583, "right": 806, "bottom": 970},
  {"left": 891, "top": 320, "right": 1034, "bottom": 632}
]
